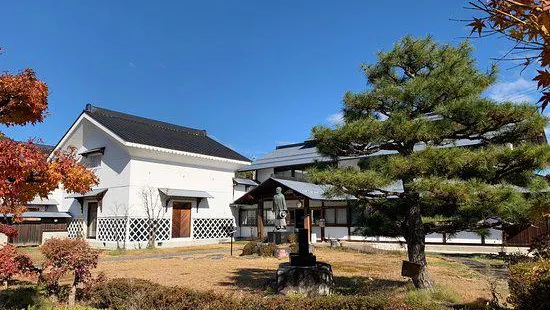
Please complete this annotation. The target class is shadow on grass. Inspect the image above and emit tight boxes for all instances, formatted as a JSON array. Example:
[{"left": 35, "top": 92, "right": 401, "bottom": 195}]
[
  {"left": 218, "top": 268, "right": 274, "bottom": 291},
  {"left": 218, "top": 267, "right": 408, "bottom": 296},
  {"left": 0, "top": 286, "right": 49, "bottom": 310},
  {"left": 333, "top": 276, "right": 407, "bottom": 295}
]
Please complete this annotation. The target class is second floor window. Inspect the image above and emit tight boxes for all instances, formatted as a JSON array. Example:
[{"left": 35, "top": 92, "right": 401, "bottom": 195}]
[{"left": 86, "top": 153, "right": 102, "bottom": 168}]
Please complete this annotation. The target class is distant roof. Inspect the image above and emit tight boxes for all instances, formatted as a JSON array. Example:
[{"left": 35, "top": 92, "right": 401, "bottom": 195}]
[
  {"left": 233, "top": 177, "right": 355, "bottom": 204},
  {"left": 239, "top": 140, "right": 332, "bottom": 171},
  {"left": 83, "top": 104, "right": 250, "bottom": 162},
  {"left": 233, "top": 178, "right": 259, "bottom": 186},
  {"left": 2, "top": 212, "right": 72, "bottom": 218},
  {"left": 240, "top": 139, "right": 483, "bottom": 172},
  {"left": 36, "top": 144, "right": 55, "bottom": 155},
  {"left": 27, "top": 198, "right": 58, "bottom": 205}
]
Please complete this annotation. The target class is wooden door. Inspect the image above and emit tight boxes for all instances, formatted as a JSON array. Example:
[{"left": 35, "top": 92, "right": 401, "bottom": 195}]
[
  {"left": 87, "top": 202, "right": 98, "bottom": 239},
  {"left": 172, "top": 202, "right": 191, "bottom": 238}
]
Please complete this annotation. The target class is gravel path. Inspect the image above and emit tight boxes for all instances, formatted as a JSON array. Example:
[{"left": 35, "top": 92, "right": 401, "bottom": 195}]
[
  {"left": 447, "top": 256, "right": 508, "bottom": 280},
  {"left": 100, "top": 248, "right": 232, "bottom": 262}
]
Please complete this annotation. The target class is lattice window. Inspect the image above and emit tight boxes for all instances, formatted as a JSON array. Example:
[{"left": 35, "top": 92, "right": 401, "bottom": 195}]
[
  {"left": 67, "top": 218, "right": 84, "bottom": 239},
  {"left": 97, "top": 217, "right": 127, "bottom": 242},
  {"left": 193, "top": 218, "right": 235, "bottom": 239},
  {"left": 128, "top": 218, "right": 170, "bottom": 242}
]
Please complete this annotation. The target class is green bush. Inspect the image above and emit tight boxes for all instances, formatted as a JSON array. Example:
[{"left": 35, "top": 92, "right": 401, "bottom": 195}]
[
  {"left": 508, "top": 259, "right": 550, "bottom": 310},
  {"left": 240, "top": 241, "right": 258, "bottom": 256},
  {"left": 88, "top": 278, "right": 388, "bottom": 310},
  {"left": 240, "top": 242, "right": 276, "bottom": 257},
  {"left": 258, "top": 243, "right": 276, "bottom": 257}
]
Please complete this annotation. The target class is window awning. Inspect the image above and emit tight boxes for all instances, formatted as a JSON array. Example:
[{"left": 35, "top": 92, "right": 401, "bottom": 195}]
[
  {"left": 79, "top": 147, "right": 105, "bottom": 157},
  {"left": 66, "top": 188, "right": 108, "bottom": 199},
  {"left": 158, "top": 188, "right": 213, "bottom": 199},
  {"left": 66, "top": 188, "right": 108, "bottom": 212}
]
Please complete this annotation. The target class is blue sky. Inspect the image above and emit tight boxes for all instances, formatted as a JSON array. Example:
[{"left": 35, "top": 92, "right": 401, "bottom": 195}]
[{"left": 1, "top": 1, "right": 543, "bottom": 160}]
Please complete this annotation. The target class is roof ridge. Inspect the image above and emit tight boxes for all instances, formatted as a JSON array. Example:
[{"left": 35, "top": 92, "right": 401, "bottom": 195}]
[{"left": 86, "top": 104, "right": 207, "bottom": 137}]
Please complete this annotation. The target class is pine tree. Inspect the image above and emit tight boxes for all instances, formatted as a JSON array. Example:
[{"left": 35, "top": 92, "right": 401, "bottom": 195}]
[{"left": 309, "top": 36, "right": 550, "bottom": 289}]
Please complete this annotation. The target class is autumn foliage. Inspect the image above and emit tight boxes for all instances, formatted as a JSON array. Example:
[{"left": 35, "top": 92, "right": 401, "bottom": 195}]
[
  {"left": 0, "top": 243, "right": 35, "bottom": 285},
  {"left": 40, "top": 238, "right": 100, "bottom": 304},
  {"left": 0, "top": 47, "right": 98, "bottom": 237},
  {"left": 469, "top": 0, "right": 550, "bottom": 109},
  {"left": 0, "top": 68, "right": 48, "bottom": 126}
]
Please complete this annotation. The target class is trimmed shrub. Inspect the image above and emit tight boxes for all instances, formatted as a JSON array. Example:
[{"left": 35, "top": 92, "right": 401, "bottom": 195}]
[
  {"left": 241, "top": 241, "right": 277, "bottom": 257},
  {"left": 508, "top": 259, "right": 550, "bottom": 310},
  {"left": 89, "top": 278, "right": 388, "bottom": 310},
  {"left": 240, "top": 241, "right": 258, "bottom": 256},
  {"left": 258, "top": 243, "right": 277, "bottom": 257},
  {"left": 40, "top": 238, "right": 101, "bottom": 304}
]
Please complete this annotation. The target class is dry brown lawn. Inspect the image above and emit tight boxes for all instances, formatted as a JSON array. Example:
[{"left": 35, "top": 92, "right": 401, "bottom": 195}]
[{"left": 93, "top": 244, "right": 508, "bottom": 304}]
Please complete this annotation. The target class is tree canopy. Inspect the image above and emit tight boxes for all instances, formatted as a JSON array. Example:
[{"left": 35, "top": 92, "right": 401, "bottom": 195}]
[
  {"left": 468, "top": 0, "right": 550, "bottom": 109},
  {"left": 0, "top": 48, "right": 98, "bottom": 235},
  {"left": 309, "top": 36, "right": 550, "bottom": 288}
]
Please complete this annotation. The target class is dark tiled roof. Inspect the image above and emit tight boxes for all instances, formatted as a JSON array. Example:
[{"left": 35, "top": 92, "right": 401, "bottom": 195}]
[
  {"left": 84, "top": 105, "right": 250, "bottom": 162},
  {"left": 36, "top": 144, "right": 55, "bottom": 155}
]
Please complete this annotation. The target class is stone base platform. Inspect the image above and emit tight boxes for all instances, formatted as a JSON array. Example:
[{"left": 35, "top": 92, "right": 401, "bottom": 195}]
[{"left": 276, "top": 262, "right": 334, "bottom": 296}]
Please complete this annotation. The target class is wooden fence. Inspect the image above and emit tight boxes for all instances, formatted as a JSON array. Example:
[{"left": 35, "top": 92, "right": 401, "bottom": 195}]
[
  {"left": 9, "top": 221, "right": 68, "bottom": 246},
  {"left": 503, "top": 219, "right": 549, "bottom": 246}
]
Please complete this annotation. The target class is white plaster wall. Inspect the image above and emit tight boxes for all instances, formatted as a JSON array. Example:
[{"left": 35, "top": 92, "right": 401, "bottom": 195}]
[
  {"left": 238, "top": 226, "right": 258, "bottom": 239},
  {"left": 485, "top": 229, "right": 503, "bottom": 245},
  {"left": 446, "top": 231, "right": 483, "bottom": 244},
  {"left": 127, "top": 150, "right": 241, "bottom": 221},
  {"left": 56, "top": 118, "right": 132, "bottom": 217},
  {"left": 324, "top": 227, "right": 348, "bottom": 240},
  {"left": 233, "top": 184, "right": 248, "bottom": 203},
  {"left": 426, "top": 233, "right": 444, "bottom": 243},
  {"left": 256, "top": 168, "right": 274, "bottom": 183}
]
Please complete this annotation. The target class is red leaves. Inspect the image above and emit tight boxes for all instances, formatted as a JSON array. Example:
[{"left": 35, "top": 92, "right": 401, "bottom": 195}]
[
  {"left": 40, "top": 238, "right": 99, "bottom": 286},
  {"left": 0, "top": 244, "right": 35, "bottom": 284},
  {"left": 0, "top": 68, "right": 48, "bottom": 126},
  {"left": 0, "top": 139, "right": 98, "bottom": 219},
  {"left": 533, "top": 69, "right": 550, "bottom": 88},
  {"left": 470, "top": 0, "right": 550, "bottom": 110},
  {"left": 468, "top": 18, "right": 486, "bottom": 36},
  {"left": 0, "top": 224, "right": 19, "bottom": 239}
]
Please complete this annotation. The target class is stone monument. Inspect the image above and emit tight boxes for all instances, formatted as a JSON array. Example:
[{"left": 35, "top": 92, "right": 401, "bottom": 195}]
[
  {"left": 275, "top": 192, "right": 333, "bottom": 296},
  {"left": 267, "top": 187, "right": 292, "bottom": 244}
]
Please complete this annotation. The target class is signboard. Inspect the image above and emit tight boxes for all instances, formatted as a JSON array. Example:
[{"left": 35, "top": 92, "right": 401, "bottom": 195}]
[{"left": 401, "top": 260, "right": 422, "bottom": 278}]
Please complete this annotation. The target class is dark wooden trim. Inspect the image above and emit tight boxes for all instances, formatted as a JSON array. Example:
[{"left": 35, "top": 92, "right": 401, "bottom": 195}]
[
  {"left": 257, "top": 199, "right": 264, "bottom": 239},
  {"left": 347, "top": 205, "right": 351, "bottom": 241},
  {"left": 320, "top": 201, "right": 325, "bottom": 241},
  {"left": 304, "top": 198, "right": 311, "bottom": 242}
]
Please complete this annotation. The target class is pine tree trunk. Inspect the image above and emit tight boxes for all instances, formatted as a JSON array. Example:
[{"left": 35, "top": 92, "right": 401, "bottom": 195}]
[{"left": 404, "top": 203, "right": 434, "bottom": 290}]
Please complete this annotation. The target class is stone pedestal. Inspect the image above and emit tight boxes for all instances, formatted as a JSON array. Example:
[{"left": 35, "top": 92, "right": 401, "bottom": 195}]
[
  {"left": 276, "top": 262, "right": 334, "bottom": 296},
  {"left": 274, "top": 247, "right": 290, "bottom": 259},
  {"left": 268, "top": 231, "right": 291, "bottom": 244}
]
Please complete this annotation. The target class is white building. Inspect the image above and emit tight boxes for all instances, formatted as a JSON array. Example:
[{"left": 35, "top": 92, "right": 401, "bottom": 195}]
[{"left": 48, "top": 104, "right": 250, "bottom": 248}]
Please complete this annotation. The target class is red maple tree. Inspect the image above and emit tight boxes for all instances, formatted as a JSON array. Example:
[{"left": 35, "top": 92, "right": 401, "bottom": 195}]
[
  {"left": 0, "top": 47, "right": 98, "bottom": 237},
  {"left": 468, "top": 0, "right": 550, "bottom": 109}
]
